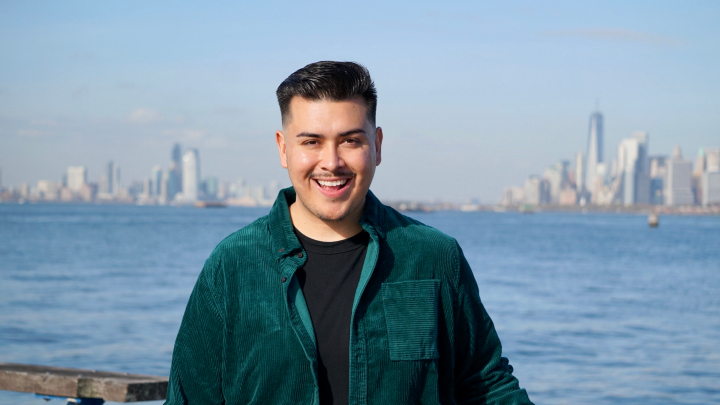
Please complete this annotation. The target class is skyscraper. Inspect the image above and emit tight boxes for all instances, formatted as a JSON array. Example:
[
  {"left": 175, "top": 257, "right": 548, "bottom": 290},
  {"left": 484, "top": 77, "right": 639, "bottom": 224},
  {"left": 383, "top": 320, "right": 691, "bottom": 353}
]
[
  {"left": 543, "top": 161, "right": 568, "bottom": 204},
  {"left": 106, "top": 161, "right": 115, "bottom": 195},
  {"left": 575, "top": 152, "right": 584, "bottom": 195},
  {"left": 151, "top": 165, "right": 162, "bottom": 197},
  {"left": 585, "top": 111, "right": 603, "bottom": 198},
  {"left": 182, "top": 148, "right": 200, "bottom": 201},
  {"left": 649, "top": 156, "right": 668, "bottom": 205},
  {"left": 617, "top": 138, "right": 639, "bottom": 206},
  {"left": 171, "top": 143, "right": 183, "bottom": 197},
  {"left": 66, "top": 166, "right": 87, "bottom": 192},
  {"left": 632, "top": 131, "right": 650, "bottom": 204},
  {"left": 700, "top": 147, "right": 720, "bottom": 206},
  {"left": 666, "top": 146, "right": 694, "bottom": 206}
]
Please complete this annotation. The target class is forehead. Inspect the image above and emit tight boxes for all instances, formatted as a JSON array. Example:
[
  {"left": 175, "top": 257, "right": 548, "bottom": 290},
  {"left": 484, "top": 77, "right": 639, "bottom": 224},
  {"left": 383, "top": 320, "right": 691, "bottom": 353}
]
[{"left": 285, "top": 96, "right": 369, "bottom": 130}]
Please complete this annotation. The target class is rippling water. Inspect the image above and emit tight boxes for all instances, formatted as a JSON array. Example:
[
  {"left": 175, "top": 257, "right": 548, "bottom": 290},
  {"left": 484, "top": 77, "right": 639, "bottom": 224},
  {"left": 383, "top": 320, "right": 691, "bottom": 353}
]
[{"left": 1, "top": 204, "right": 719, "bottom": 404}]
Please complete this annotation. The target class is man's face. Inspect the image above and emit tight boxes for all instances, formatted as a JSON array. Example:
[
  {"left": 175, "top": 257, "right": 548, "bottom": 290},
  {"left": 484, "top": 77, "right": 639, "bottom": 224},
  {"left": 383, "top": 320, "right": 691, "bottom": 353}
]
[{"left": 276, "top": 96, "right": 382, "bottom": 226}]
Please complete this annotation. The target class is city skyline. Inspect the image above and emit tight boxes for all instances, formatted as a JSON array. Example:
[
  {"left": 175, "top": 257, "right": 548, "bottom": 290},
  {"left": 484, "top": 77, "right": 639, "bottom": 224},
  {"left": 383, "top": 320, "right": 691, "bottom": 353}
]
[
  {"left": 0, "top": 140, "right": 286, "bottom": 206},
  {"left": 503, "top": 109, "right": 720, "bottom": 208},
  {"left": 1, "top": 2, "right": 719, "bottom": 202},
  {"left": 3, "top": 121, "right": 719, "bottom": 208}
]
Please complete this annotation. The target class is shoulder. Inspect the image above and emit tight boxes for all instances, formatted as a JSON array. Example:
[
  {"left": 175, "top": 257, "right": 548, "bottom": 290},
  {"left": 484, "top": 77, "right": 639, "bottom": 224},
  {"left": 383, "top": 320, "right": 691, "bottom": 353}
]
[
  {"left": 381, "top": 204, "right": 459, "bottom": 251},
  {"left": 377, "top": 204, "right": 467, "bottom": 292},
  {"left": 201, "top": 214, "right": 274, "bottom": 277}
]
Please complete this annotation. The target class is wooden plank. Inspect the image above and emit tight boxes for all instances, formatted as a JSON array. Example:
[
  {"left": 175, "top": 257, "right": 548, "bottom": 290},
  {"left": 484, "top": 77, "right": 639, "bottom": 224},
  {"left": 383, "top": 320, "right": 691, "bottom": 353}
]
[{"left": 0, "top": 363, "right": 168, "bottom": 402}]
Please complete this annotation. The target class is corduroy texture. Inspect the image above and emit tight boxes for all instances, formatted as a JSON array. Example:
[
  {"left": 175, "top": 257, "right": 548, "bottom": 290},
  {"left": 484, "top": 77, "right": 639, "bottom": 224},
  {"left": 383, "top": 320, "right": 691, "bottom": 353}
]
[
  {"left": 382, "top": 280, "right": 440, "bottom": 361},
  {"left": 165, "top": 188, "right": 533, "bottom": 405}
]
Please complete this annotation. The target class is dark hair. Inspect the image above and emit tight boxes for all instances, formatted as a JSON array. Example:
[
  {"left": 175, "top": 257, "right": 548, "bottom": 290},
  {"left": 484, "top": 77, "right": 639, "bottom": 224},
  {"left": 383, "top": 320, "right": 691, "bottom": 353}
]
[{"left": 276, "top": 61, "right": 377, "bottom": 126}]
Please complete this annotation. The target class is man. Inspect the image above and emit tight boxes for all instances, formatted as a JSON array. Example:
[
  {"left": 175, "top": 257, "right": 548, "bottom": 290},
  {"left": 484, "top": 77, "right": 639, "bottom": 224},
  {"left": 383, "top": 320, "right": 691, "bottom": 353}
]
[{"left": 166, "top": 61, "right": 532, "bottom": 404}]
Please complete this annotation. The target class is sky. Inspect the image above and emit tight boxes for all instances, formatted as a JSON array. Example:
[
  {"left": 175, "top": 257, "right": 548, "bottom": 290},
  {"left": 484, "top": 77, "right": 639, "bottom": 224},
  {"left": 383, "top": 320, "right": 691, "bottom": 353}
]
[{"left": 1, "top": 1, "right": 719, "bottom": 203}]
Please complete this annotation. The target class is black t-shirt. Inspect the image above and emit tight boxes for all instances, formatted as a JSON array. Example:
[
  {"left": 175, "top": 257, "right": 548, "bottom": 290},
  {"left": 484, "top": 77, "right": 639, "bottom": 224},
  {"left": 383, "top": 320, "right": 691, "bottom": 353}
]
[{"left": 294, "top": 228, "right": 369, "bottom": 405}]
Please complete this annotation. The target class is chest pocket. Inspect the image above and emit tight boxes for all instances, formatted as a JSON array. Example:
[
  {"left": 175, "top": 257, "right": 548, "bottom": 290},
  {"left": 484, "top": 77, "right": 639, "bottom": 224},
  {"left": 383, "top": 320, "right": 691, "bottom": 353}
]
[{"left": 381, "top": 279, "right": 440, "bottom": 361}]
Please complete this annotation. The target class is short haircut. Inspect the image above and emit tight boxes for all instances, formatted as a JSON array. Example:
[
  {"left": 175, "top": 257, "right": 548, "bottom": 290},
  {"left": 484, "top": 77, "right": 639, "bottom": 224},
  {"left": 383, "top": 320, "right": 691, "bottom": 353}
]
[{"left": 276, "top": 61, "right": 377, "bottom": 127}]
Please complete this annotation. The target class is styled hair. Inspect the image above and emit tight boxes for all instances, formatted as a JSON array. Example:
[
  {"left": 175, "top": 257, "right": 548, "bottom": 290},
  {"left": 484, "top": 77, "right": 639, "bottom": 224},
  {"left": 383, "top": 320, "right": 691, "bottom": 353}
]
[{"left": 276, "top": 61, "right": 377, "bottom": 126}]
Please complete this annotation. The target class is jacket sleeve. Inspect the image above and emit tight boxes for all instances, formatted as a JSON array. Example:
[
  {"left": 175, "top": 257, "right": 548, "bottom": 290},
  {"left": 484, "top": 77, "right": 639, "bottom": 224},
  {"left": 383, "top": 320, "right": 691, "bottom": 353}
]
[
  {"left": 165, "top": 263, "right": 225, "bottom": 405},
  {"left": 452, "top": 242, "right": 533, "bottom": 405}
]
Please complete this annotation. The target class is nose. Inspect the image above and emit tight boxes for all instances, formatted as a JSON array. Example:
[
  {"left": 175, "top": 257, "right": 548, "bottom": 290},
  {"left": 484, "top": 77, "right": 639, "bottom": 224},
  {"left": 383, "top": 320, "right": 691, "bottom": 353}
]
[{"left": 319, "top": 144, "right": 345, "bottom": 173}]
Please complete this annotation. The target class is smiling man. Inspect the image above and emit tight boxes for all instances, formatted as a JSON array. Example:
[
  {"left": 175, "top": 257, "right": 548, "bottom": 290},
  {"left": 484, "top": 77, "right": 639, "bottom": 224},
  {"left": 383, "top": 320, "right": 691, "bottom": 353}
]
[{"left": 165, "top": 61, "right": 532, "bottom": 405}]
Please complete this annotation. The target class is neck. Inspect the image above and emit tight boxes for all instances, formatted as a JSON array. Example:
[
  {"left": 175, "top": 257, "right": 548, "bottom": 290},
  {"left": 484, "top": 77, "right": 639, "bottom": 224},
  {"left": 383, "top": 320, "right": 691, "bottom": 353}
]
[{"left": 289, "top": 202, "right": 365, "bottom": 242}]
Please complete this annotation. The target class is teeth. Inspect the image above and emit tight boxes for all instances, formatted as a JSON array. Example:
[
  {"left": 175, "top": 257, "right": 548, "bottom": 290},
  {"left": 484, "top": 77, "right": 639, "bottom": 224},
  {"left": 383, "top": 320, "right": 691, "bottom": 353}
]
[{"left": 317, "top": 179, "right": 348, "bottom": 187}]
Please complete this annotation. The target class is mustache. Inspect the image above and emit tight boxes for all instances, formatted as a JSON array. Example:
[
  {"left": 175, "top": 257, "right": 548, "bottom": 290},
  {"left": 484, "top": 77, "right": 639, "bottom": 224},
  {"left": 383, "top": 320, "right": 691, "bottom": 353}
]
[{"left": 309, "top": 172, "right": 355, "bottom": 179}]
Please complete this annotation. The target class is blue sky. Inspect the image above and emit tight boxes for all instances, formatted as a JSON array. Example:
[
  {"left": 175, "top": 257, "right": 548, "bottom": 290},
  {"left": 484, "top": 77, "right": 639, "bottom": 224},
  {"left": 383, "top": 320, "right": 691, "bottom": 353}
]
[{"left": 1, "top": 1, "right": 718, "bottom": 202}]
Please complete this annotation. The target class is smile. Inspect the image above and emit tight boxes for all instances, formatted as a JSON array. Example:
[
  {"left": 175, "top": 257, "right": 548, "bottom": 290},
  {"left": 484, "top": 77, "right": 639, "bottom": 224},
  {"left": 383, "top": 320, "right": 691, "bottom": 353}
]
[
  {"left": 316, "top": 179, "right": 349, "bottom": 187},
  {"left": 312, "top": 175, "right": 354, "bottom": 197}
]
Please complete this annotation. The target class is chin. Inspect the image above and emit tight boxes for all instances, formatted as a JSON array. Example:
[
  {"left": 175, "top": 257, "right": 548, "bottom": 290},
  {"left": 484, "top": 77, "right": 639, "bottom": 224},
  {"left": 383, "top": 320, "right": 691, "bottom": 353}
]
[{"left": 312, "top": 207, "right": 351, "bottom": 223}]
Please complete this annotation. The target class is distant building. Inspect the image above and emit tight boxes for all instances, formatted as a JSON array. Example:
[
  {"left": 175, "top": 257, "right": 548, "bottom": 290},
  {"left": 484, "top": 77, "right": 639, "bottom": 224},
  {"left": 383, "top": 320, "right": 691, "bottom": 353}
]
[
  {"left": 585, "top": 111, "right": 603, "bottom": 199},
  {"left": 706, "top": 148, "right": 720, "bottom": 172},
  {"left": 575, "top": 152, "right": 585, "bottom": 196},
  {"left": 543, "top": 161, "right": 568, "bottom": 204},
  {"left": 649, "top": 156, "right": 668, "bottom": 205},
  {"left": 558, "top": 188, "right": 578, "bottom": 206},
  {"left": 182, "top": 148, "right": 200, "bottom": 202},
  {"left": 700, "top": 147, "right": 720, "bottom": 206},
  {"left": 104, "top": 160, "right": 121, "bottom": 195},
  {"left": 666, "top": 146, "right": 694, "bottom": 206},
  {"left": 66, "top": 166, "right": 87, "bottom": 192},
  {"left": 151, "top": 165, "right": 162, "bottom": 197},
  {"left": 616, "top": 132, "right": 650, "bottom": 206},
  {"left": 502, "top": 186, "right": 524, "bottom": 206},
  {"left": 524, "top": 176, "right": 547, "bottom": 206},
  {"left": 142, "top": 179, "right": 152, "bottom": 198},
  {"left": 702, "top": 172, "right": 720, "bottom": 206},
  {"left": 202, "top": 176, "right": 219, "bottom": 200},
  {"left": 170, "top": 143, "right": 183, "bottom": 199},
  {"left": 617, "top": 138, "right": 638, "bottom": 206},
  {"left": 632, "top": 131, "right": 651, "bottom": 204},
  {"left": 160, "top": 170, "right": 170, "bottom": 204},
  {"left": 37, "top": 180, "right": 59, "bottom": 200}
]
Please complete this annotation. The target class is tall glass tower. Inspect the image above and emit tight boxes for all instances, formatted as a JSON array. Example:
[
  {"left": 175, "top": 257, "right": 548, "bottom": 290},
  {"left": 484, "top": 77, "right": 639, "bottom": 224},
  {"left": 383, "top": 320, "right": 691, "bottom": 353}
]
[
  {"left": 585, "top": 111, "right": 603, "bottom": 197},
  {"left": 165, "top": 143, "right": 184, "bottom": 201},
  {"left": 182, "top": 148, "right": 200, "bottom": 201}
]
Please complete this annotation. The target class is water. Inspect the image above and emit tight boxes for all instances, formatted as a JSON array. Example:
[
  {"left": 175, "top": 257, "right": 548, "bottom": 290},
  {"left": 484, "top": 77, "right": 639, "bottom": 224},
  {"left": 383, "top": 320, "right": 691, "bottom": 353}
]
[{"left": 1, "top": 204, "right": 719, "bottom": 404}]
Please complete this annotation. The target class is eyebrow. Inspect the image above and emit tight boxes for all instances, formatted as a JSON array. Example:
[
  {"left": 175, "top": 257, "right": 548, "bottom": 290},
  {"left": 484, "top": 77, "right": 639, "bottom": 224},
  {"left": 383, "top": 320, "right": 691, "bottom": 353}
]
[{"left": 295, "top": 128, "right": 367, "bottom": 138}]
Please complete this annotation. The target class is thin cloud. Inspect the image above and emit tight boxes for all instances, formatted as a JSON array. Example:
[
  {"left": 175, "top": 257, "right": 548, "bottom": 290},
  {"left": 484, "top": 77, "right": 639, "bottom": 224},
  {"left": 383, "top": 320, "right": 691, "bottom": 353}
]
[
  {"left": 541, "top": 28, "right": 685, "bottom": 47},
  {"left": 18, "top": 129, "right": 55, "bottom": 137},
  {"left": 29, "top": 119, "right": 61, "bottom": 127},
  {"left": 127, "top": 108, "right": 164, "bottom": 124},
  {"left": 162, "top": 128, "right": 208, "bottom": 140}
]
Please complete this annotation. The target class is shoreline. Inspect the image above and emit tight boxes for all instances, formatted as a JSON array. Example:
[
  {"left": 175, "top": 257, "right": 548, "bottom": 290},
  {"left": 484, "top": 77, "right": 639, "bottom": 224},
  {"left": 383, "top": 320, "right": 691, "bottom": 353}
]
[{"left": 2, "top": 199, "right": 719, "bottom": 216}]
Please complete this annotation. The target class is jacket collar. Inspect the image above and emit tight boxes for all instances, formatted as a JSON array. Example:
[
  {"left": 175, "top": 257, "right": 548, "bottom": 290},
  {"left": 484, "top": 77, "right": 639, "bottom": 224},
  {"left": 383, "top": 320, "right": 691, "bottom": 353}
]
[{"left": 269, "top": 187, "right": 386, "bottom": 260}]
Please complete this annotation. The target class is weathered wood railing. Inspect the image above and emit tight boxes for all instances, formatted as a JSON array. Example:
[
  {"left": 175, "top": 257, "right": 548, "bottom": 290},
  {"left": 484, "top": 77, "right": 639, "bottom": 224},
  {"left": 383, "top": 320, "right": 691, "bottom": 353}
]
[{"left": 0, "top": 363, "right": 167, "bottom": 404}]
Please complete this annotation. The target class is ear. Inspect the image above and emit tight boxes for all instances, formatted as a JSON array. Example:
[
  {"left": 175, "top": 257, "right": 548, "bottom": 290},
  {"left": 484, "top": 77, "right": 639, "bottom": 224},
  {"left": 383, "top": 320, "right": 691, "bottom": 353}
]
[
  {"left": 374, "top": 126, "right": 383, "bottom": 166},
  {"left": 276, "top": 130, "right": 288, "bottom": 168}
]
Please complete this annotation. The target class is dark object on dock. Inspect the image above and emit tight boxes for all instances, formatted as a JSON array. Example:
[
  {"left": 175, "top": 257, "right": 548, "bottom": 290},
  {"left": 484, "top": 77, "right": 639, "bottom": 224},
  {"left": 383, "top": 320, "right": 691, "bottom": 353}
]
[
  {"left": 648, "top": 213, "right": 659, "bottom": 228},
  {"left": 0, "top": 362, "right": 167, "bottom": 403}
]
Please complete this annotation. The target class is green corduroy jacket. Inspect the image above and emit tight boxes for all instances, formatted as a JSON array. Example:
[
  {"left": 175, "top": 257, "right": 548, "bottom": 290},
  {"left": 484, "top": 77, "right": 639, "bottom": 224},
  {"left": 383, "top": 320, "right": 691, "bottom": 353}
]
[{"left": 166, "top": 188, "right": 532, "bottom": 404}]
